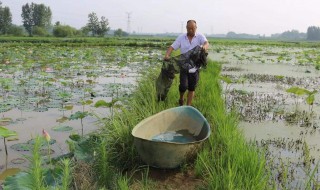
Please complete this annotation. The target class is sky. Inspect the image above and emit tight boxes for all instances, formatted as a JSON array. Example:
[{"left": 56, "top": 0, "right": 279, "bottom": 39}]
[{"left": 1, "top": 0, "right": 320, "bottom": 36}]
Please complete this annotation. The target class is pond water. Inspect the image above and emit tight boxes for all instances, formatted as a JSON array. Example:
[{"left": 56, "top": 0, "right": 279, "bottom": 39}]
[
  {"left": 0, "top": 46, "right": 163, "bottom": 182},
  {"left": 210, "top": 45, "right": 320, "bottom": 188}
]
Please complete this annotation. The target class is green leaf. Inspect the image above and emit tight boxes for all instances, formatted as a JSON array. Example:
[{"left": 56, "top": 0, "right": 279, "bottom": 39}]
[
  {"left": 3, "top": 168, "right": 64, "bottom": 190},
  {"left": 80, "top": 99, "right": 93, "bottom": 105},
  {"left": 56, "top": 116, "right": 69, "bottom": 123},
  {"left": 69, "top": 133, "right": 81, "bottom": 141},
  {"left": 0, "top": 126, "right": 17, "bottom": 138},
  {"left": 236, "top": 77, "right": 247, "bottom": 84},
  {"left": 69, "top": 111, "right": 89, "bottom": 120},
  {"left": 0, "top": 168, "right": 21, "bottom": 181},
  {"left": 52, "top": 125, "right": 73, "bottom": 132},
  {"left": 10, "top": 143, "right": 31, "bottom": 151},
  {"left": 0, "top": 118, "right": 13, "bottom": 123},
  {"left": 58, "top": 92, "right": 72, "bottom": 99},
  {"left": 286, "top": 87, "right": 309, "bottom": 96},
  {"left": 43, "top": 168, "right": 63, "bottom": 187},
  {"left": 306, "top": 94, "right": 315, "bottom": 105},
  {"left": 74, "top": 138, "right": 94, "bottom": 162},
  {"left": 3, "top": 171, "right": 31, "bottom": 190},
  {"left": 219, "top": 75, "right": 233, "bottom": 84},
  {"left": 27, "top": 138, "right": 56, "bottom": 146},
  {"left": 64, "top": 104, "right": 73, "bottom": 110},
  {"left": 275, "top": 75, "right": 284, "bottom": 80},
  {"left": 94, "top": 100, "right": 111, "bottom": 108}
]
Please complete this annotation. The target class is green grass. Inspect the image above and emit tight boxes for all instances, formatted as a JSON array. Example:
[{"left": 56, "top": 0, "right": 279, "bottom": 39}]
[
  {"left": 94, "top": 59, "right": 271, "bottom": 189},
  {"left": 3, "top": 36, "right": 320, "bottom": 48},
  {"left": 192, "top": 62, "right": 270, "bottom": 189},
  {"left": 0, "top": 36, "right": 173, "bottom": 48}
]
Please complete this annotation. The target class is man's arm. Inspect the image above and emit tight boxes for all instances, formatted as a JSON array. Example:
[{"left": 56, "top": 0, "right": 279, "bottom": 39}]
[
  {"left": 164, "top": 46, "right": 174, "bottom": 60},
  {"left": 202, "top": 41, "right": 209, "bottom": 52}
]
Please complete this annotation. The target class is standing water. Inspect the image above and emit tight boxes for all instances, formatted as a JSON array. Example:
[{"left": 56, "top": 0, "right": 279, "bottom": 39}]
[{"left": 152, "top": 130, "right": 196, "bottom": 143}]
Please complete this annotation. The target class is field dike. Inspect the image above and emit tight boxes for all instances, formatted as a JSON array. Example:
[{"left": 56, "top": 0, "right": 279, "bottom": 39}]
[{"left": 89, "top": 59, "right": 271, "bottom": 189}]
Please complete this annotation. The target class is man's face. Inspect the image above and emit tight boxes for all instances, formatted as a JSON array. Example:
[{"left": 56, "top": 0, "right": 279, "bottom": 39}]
[{"left": 186, "top": 22, "right": 197, "bottom": 37}]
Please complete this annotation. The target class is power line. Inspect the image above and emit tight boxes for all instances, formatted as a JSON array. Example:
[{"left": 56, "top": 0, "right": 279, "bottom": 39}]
[{"left": 126, "top": 12, "right": 132, "bottom": 33}]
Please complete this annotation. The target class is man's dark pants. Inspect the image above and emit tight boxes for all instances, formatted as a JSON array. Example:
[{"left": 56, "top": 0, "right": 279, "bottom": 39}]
[{"left": 179, "top": 69, "right": 199, "bottom": 93}]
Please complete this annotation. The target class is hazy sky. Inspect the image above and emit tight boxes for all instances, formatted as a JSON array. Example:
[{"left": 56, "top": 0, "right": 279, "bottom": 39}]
[{"left": 1, "top": 0, "right": 320, "bottom": 35}]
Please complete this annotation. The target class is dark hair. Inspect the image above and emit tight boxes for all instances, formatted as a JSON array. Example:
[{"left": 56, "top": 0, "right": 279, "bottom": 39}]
[{"left": 187, "top": 20, "right": 196, "bottom": 24}]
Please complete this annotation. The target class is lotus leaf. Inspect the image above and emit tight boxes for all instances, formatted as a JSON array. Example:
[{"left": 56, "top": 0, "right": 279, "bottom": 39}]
[
  {"left": 3, "top": 168, "right": 64, "bottom": 189},
  {"left": 286, "top": 87, "right": 310, "bottom": 96},
  {"left": 27, "top": 138, "right": 56, "bottom": 146},
  {"left": 39, "top": 148, "right": 55, "bottom": 156},
  {"left": 0, "top": 126, "right": 17, "bottom": 138},
  {"left": 69, "top": 134, "right": 81, "bottom": 141},
  {"left": 94, "top": 100, "right": 110, "bottom": 108},
  {"left": 10, "top": 143, "right": 31, "bottom": 151},
  {"left": 56, "top": 116, "right": 69, "bottom": 123},
  {"left": 52, "top": 125, "right": 73, "bottom": 132},
  {"left": 69, "top": 111, "right": 90, "bottom": 120},
  {"left": 0, "top": 168, "right": 21, "bottom": 181},
  {"left": 11, "top": 158, "right": 26, "bottom": 164}
]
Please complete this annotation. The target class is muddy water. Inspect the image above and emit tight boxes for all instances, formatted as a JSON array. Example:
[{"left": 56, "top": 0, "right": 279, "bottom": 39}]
[
  {"left": 209, "top": 45, "right": 320, "bottom": 188},
  {"left": 0, "top": 71, "right": 139, "bottom": 181}
]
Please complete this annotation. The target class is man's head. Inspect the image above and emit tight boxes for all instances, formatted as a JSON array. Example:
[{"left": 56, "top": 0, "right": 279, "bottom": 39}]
[{"left": 186, "top": 20, "right": 197, "bottom": 37}]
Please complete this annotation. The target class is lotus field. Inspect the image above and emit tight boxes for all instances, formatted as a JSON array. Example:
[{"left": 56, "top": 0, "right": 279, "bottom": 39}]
[{"left": 1, "top": 37, "right": 320, "bottom": 189}]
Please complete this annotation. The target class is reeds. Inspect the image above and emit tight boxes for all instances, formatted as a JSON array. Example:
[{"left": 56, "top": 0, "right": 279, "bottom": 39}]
[
  {"left": 27, "top": 136, "right": 45, "bottom": 190},
  {"left": 60, "top": 158, "right": 72, "bottom": 190},
  {"left": 194, "top": 61, "right": 270, "bottom": 189},
  {"left": 94, "top": 138, "right": 114, "bottom": 188}
]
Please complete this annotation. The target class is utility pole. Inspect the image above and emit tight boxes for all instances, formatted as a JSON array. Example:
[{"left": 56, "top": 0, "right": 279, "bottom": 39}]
[
  {"left": 181, "top": 21, "right": 184, "bottom": 33},
  {"left": 126, "top": 12, "right": 132, "bottom": 34}
]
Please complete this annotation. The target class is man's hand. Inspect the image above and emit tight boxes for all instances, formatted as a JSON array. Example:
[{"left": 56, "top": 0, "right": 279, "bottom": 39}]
[
  {"left": 164, "top": 55, "right": 170, "bottom": 61},
  {"left": 202, "top": 41, "right": 209, "bottom": 53},
  {"left": 164, "top": 46, "right": 174, "bottom": 61},
  {"left": 201, "top": 46, "right": 208, "bottom": 53}
]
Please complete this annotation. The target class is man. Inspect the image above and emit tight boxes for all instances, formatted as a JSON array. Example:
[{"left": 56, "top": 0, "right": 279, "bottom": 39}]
[{"left": 164, "top": 20, "right": 209, "bottom": 106}]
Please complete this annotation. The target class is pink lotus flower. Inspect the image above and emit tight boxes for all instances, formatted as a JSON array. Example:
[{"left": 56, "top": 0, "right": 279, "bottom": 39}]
[{"left": 42, "top": 129, "right": 51, "bottom": 142}]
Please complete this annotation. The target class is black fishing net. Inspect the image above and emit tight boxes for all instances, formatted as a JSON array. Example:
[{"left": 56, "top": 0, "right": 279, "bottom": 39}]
[{"left": 156, "top": 45, "right": 208, "bottom": 101}]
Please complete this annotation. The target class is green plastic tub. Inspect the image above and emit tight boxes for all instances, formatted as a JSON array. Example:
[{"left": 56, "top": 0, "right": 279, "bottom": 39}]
[{"left": 132, "top": 106, "right": 210, "bottom": 168}]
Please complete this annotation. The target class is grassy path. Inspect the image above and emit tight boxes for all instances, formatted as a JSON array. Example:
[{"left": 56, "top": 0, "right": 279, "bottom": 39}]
[{"left": 96, "top": 59, "right": 270, "bottom": 189}]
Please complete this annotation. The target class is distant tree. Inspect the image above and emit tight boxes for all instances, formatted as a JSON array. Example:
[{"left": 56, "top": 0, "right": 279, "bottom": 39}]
[
  {"left": 80, "top": 25, "right": 90, "bottom": 36},
  {"left": 114, "top": 28, "right": 128, "bottom": 37},
  {"left": 7, "top": 25, "right": 25, "bottom": 36},
  {"left": 226, "top": 31, "right": 237, "bottom": 38},
  {"left": 87, "top": 12, "right": 99, "bottom": 36},
  {"left": 279, "top": 30, "right": 306, "bottom": 40},
  {"left": 55, "top": 21, "right": 60, "bottom": 26},
  {"left": 226, "top": 31, "right": 259, "bottom": 39},
  {"left": 21, "top": 3, "right": 52, "bottom": 36},
  {"left": 87, "top": 12, "right": 109, "bottom": 37},
  {"left": 32, "top": 26, "right": 48, "bottom": 36},
  {"left": 33, "top": 4, "right": 51, "bottom": 28},
  {"left": 97, "top": 16, "right": 110, "bottom": 37},
  {"left": 53, "top": 25, "right": 78, "bottom": 37},
  {"left": 307, "top": 26, "right": 320, "bottom": 40},
  {"left": 21, "top": 3, "right": 33, "bottom": 36},
  {"left": 0, "top": 1, "right": 12, "bottom": 35}
]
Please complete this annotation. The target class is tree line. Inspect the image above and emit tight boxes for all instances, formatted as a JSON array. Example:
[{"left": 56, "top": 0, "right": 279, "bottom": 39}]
[
  {"left": 0, "top": 1, "right": 128, "bottom": 37},
  {"left": 2, "top": 1, "right": 320, "bottom": 39}
]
